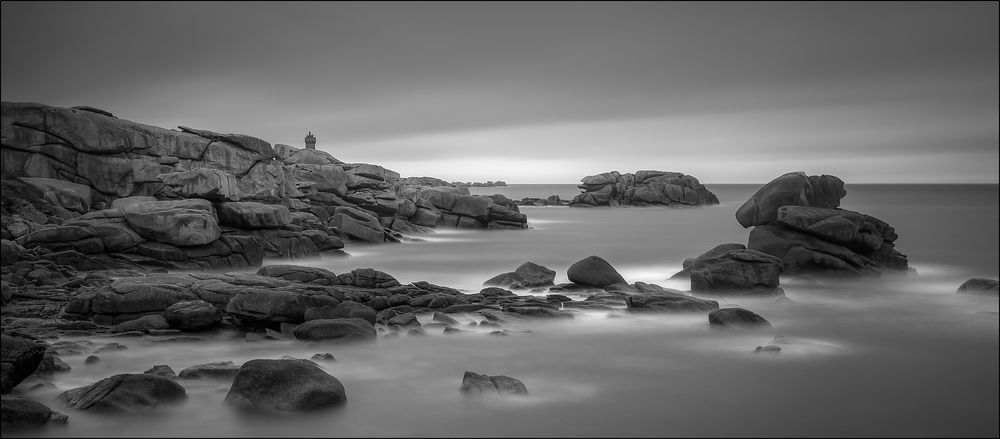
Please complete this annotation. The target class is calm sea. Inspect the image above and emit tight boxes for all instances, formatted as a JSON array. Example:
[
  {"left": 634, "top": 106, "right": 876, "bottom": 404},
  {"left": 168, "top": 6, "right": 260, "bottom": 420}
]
[{"left": 15, "top": 184, "right": 999, "bottom": 438}]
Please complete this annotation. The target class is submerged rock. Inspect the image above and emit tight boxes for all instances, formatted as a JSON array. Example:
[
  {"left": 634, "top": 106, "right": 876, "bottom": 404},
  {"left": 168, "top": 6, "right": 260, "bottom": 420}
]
[
  {"left": 58, "top": 373, "right": 187, "bottom": 412},
  {"left": 224, "top": 359, "right": 346, "bottom": 411},
  {"left": 292, "top": 318, "right": 377, "bottom": 342},
  {"left": 708, "top": 308, "right": 771, "bottom": 328},
  {"left": 957, "top": 278, "right": 999, "bottom": 295},
  {"left": 178, "top": 361, "right": 241, "bottom": 380},
  {"left": 459, "top": 371, "right": 528, "bottom": 395},
  {"left": 143, "top": 365, "right": 178, "bottom": 380}
]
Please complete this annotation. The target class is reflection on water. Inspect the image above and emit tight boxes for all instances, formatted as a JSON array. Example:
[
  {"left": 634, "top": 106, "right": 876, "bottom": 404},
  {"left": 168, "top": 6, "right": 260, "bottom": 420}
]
[{"left": 11, "top": 185, "right": 999, "bottom": 437}]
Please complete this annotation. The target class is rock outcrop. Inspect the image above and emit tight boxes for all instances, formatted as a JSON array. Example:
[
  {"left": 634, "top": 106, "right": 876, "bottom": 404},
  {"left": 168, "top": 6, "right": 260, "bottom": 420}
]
[
  {"left": 1, "top": 101, "right": 529, "bottom": 275},
  {"left": 483, "top": 262, "right": 556, "bottom": 289},
  {"left": 569, "top": 170, "right": 719, "bottom": 207},
  {"left": 688, "top": 249, "right": 784, "bottom": 296},
  {"left": 1, "top": 334, "right": 47, "bottom": 393},
  {"left": 738, "top": 172, "right": 908, "bottom": 276}
]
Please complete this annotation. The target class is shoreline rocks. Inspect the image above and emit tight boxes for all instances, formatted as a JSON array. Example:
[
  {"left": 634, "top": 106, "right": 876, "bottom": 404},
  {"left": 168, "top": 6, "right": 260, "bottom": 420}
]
[
  {"left": 957, "top": 278, "right": 999, "bottom": 295},
  {"left": 225, "top": 359, "right": 346, "bottom": 411},
  {"left": 569, "top": 170, "right": 719, "bottom": 207},
  {"left": 1, "top": 101, "right": 529, "bottom": 276}
]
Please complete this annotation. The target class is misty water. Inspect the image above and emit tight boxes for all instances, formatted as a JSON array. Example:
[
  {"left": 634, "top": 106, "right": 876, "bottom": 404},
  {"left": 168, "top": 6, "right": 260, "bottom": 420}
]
[{"left": 13, "top": 184, "right": 999, "bottom": 437}]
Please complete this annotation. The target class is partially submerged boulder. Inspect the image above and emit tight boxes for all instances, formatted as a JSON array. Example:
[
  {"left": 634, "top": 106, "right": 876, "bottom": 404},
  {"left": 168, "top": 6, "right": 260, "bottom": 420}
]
[
  {"left": 567, "top": 256, "right": 627, "bottom": 288},
  {"left": 224, "top": 359, "right": 346, "bottom": 411},
  {"left": 58, "top": 373, "right": 187, "bottom": 412},
  {"left": 708, "top": 308, "right": 771, "bottom": 328},
  {"left": 688, "top": 249, "right": 784, "bottom": 296},
  {"left": 1, "top": 334, "right": 46, "bottom": 394},
  {"left": 292, "top": 318, "right": 377, "bottom": 342},
  {"left": 459, "top": 371, "right": 527, "bottom": 395},
  {"left": 957, "top": 278, "right": 999, "bottom": 295},
  {"left": 483, "top": 262, "right": 556, "bottom": 289}
]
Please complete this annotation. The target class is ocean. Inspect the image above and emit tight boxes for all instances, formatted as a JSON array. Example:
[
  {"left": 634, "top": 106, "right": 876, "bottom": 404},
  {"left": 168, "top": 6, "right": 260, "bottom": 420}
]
[{"left": 14, "top": 184, "right": 999, "bottom": 437}]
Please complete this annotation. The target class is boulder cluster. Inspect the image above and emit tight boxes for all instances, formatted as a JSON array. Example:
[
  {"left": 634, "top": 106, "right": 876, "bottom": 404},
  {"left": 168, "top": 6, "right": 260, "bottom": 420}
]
[
  {"left": 1, "top": 102, "right": 527, "bottom": 273},
  {"left": 569, "top": 170, "right": 719, "bottom": 207},
  {"left": 737, "top": 172, "right": 908, "bottom": 275}
]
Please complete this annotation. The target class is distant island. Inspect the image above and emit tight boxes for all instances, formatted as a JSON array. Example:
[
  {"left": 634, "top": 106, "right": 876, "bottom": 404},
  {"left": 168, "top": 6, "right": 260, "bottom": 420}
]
[{"left": 452, "top": 181, "right": 507, "bottom": 187}]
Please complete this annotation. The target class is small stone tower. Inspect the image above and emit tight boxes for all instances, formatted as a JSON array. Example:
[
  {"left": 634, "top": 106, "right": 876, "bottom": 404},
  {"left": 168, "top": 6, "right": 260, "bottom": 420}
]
[{"left": 305, "top": 131, "right": 316, "bottom": 150}]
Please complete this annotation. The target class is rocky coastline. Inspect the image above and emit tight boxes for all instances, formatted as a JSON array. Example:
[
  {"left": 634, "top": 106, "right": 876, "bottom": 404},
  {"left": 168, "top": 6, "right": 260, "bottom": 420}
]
[{"left": 1, "top": 102, "right": 996, "bottom": 432}]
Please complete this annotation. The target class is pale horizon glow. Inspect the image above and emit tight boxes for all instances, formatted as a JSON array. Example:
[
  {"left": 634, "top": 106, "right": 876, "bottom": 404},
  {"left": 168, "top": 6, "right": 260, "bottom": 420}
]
[{"left": 2, "top": 2, "right": 997, "bottom": 184}]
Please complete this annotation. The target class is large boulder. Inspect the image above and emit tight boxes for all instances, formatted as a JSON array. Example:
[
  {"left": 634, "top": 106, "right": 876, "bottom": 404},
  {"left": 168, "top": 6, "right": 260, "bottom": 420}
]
[
  {"left": 329, "top": 206, "right": 385, "bottom": 243},
  {"left": 216, "top": 202, "right": 291, "bottom": 229},
  {"left": 19, "top": 177, "right": 92, "bottom": 213},
  {"left": 58, "top": 373, "right": 187, "bottom": 412},
  {"left": 1, "top": 396, "right": 67, "bottom": 430},
  {"left": 483, "top": 262, "right": 556, "bottom": 289},
  {"left": 689, "top": 249, "right": 784, "bottom": 296},
  {"left": 224, "top": 359, "right": 346, "bottom": 411},
  {"left": 163, "top": 300, "right": 221, "bottom": 331},
  {"left": 567, "top": 256, "right": 627, "bottom": 288},
  {"left": 225, "top": 290, "right": 313, "bottom": 326},
  {"left": 292, "top": 318, "right": 377, "bottom": 342},
  {"left": 708, "top": 308, "right": 771, "bottom": 328},
  {"left": 122, "top": 199, "right": 221, "bottom": 246},
  {"left": 1, "top": 334, "right": 47, "bottom": 393},
  {"left": 158, "top": 168, "right": 240, "bottom": 201},
  {"left": 736, "top": 172, "right": 845, "bottom": 227}
]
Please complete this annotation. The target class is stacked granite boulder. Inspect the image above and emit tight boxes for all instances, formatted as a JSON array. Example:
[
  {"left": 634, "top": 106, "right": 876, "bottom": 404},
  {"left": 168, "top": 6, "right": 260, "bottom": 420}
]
[
  {"left": 737, "top": 172, "right": 908, "bottom": 276},
  {"left": 1, "top": 102, "right": 528, "bottom": 272},
  {"left": 569, "top": 170, "right": 719, "bottom": 207}
]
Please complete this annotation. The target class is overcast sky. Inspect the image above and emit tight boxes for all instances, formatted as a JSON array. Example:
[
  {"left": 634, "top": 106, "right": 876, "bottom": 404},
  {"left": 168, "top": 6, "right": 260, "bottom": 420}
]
[{"left": 2, "top": 1, "right": 997, "bottom": 183}]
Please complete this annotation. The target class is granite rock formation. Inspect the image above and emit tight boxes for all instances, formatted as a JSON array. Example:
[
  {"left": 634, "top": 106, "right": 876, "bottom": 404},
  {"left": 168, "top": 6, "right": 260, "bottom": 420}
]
[
  {"left": 569, "top": 170, "right": 719, "bottom": 207},
  {"left": 738, "top": 172, "right": 908, "bottom": 276},
  {"left": 1, "top": 101, "right": 527, "bottom": 273}
]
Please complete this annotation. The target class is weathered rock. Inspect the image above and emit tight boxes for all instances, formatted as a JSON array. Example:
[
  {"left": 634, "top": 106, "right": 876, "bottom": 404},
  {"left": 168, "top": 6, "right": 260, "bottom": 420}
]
[
  {"left": 432, "top": 312, "right": 459, "bottom": 325},
  {"left": 1, "top": 396, "right": 68, "bottom": 430},
  {"left": 1, "top": 334, "right": 47, "bottom": 393},
  {"left": 330, "top": 206, "right": 384, "bottom": 243},
  {"left": 571, "top": 170, "right": 718, "bottom": 207},
  {"left": 163, "top": 300, "right": 221, "bottom": 331},
  {"left": 567, "top": 255, "right": 627, "bottom": 288},
  {"left": 158, "top": 168, "right": 240, "bottom": 201},
  {"left": 20, "top": 177, "right": 92, "bottom": 213},
  {"left": 217, "top": 202, "right": 291, "bottom": 229},
  {"left": 625, "top": 291, "right": 719, "bottom": 313},
  {"left": 225, "top": 290, "right": 313, "bottom": 326},
  {"left": 484, "top": 262, "right": 556, "bottom": 288},
  {"left": 736, "top": 172, "right": 845, "bottom": 227},
  {"left": 748, "top": 225, "right": 901, "bottom": 276},
  {"left": 58, "top": 373, "right": 187, "bottom": 412},
  {"left": 224, "top": 359, "right": 346, "bottom": 411},
  {"left": 178, "top": 361, "right": 241, "bottom": 380},
  {"left": 708, "top": 308, "right": 771, "bottom": 328},
  {"left": 257, "top": 265, "right": 340, "bottom": 285},
  {"left": 122, "top": 199, "right": 221, "bottom": 246},
  {"left": 292, "top": 318, "right": 377, "bottom": 342},
  {"left": 459, "top": 371, "right": 528, "bottom": 395},
  {"left": 110, "top": 314, "right": 170, "bottom": 333},
  {"left": 957, "top": 278, "right": 999, "bottom": 295},
  {"left": 143, "top": 365, "right": 178, "bottom": 380},
  {"left": 689, "top": 249, "right": 784, "bottom": 296}
]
